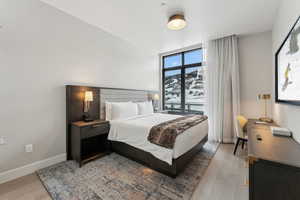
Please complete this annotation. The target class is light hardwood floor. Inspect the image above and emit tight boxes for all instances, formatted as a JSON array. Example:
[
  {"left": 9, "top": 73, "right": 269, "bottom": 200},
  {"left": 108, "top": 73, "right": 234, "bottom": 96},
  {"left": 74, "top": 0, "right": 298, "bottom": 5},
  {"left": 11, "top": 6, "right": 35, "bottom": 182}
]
[
  {"left": 0, "top": 144, "right": 248, "bottom": 200},
  {"left": 192, "top": 144, "right": 249, "bottom": 200}
]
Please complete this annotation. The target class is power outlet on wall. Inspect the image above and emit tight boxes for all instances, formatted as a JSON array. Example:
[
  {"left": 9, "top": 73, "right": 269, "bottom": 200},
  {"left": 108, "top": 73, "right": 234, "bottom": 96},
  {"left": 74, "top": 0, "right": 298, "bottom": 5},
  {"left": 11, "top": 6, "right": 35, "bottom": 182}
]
[{"left": 25, "top": 144, "right": 33, "bottom": 153}]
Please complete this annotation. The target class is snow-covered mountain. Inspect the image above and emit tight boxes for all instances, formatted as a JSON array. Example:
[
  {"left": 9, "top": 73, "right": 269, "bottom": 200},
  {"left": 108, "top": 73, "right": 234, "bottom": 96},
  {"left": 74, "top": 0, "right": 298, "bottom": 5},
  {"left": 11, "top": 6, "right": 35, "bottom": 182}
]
[{"left": 164, "top": 67, "right": 206, "bottom": 112}]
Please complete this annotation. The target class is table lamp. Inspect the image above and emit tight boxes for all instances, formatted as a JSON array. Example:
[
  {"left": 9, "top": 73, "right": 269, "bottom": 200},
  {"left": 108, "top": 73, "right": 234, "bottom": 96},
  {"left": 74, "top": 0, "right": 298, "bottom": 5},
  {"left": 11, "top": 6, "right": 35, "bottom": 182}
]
[
  {"left": 152, "top": 93, "right": 160, "bottom": 111},
  {"left": 83, "top": 91, "right": 94, "bottom": 122},
  {"left": 258, "top": 94, "right": 273, "bottom": 123}
]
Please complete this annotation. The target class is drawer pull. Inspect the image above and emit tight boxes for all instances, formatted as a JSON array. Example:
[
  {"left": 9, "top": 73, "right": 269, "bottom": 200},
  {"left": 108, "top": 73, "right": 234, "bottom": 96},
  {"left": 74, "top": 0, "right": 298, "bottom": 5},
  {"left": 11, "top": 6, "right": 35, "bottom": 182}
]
[{"left": 256, "top": 134, "right": 262, "bottom": 141}]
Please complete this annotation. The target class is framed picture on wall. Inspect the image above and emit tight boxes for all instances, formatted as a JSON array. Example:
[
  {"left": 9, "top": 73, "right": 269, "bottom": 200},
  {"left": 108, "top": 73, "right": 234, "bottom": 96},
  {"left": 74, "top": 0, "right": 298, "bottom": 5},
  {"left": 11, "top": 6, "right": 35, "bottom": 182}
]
[{"left": 275, "top": 16, "right": 300, "bottom": 105}]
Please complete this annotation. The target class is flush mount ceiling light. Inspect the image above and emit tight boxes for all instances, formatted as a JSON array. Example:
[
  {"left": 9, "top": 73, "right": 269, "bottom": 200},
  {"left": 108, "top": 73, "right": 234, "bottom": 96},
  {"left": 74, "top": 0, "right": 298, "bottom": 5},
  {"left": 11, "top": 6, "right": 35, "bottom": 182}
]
[{"left": 167, "top": 14, "right": 186, "bottom": 30}]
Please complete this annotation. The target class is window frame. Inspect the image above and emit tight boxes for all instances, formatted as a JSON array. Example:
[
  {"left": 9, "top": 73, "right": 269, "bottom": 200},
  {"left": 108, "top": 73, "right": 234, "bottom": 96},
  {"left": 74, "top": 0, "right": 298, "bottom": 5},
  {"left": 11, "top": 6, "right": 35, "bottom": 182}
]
[{"left": 162, "top": 48, "right": 204, "bottom": 113}]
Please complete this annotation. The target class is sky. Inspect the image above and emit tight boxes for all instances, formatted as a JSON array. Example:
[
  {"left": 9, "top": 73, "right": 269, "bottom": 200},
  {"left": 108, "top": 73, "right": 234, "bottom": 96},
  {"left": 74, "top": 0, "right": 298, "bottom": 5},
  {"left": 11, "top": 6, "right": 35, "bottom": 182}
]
[{"left": 164, "top": 49, "right": 203, "bottom": 76}]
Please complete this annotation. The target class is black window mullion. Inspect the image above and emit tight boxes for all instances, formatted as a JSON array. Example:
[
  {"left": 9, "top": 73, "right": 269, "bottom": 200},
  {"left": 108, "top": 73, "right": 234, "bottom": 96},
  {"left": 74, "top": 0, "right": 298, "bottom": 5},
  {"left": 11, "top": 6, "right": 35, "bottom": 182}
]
[
  {"left": 162, "top": 57, "right": 165, "bottom": 110},
  {"left": 183, "top": 62, "right": 202, "bottom": 68},
  {"left": 163, "top": 66, "right": 182, "bottom": 71},
  {"left": 181, "top": 52, "right": 185, "bottom": 112},
  {"left": 162, "top": 69, "right": 165, "bottom": 110}
]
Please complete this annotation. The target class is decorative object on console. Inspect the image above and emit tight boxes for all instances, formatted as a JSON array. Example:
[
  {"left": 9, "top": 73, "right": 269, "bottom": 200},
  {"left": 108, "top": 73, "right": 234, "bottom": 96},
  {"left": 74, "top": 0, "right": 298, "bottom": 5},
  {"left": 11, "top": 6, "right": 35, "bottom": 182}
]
[
  {"left": 271, "top": 126, "right": 292, "bottom": 137},
  {"left": 258, "top": 93, "right": 273, "bottom": 123},
  {"left": 83, "top": 91, "right": 94, "bottom": 122}
]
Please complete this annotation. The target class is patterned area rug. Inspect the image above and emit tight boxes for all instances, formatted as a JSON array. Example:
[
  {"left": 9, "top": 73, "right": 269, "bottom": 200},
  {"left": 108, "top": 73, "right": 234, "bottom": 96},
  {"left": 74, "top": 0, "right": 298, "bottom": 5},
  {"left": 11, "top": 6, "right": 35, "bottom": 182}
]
[{"left": 37, "top": 142, "right": 218, "bottom": 200}]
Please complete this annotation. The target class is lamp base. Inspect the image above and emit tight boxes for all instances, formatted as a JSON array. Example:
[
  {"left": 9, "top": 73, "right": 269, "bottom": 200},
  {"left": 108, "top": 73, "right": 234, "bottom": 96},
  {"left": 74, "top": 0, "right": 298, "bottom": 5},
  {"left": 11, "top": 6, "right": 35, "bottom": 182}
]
[
  {"left": 259, "top": 117, "right": 273, "bottom": 123},
  {"left": 83, "top": 112, "right": 93, "bottom": 122},
  {"left": 83, "top": 118, "right": 94, "bottom": 122}
]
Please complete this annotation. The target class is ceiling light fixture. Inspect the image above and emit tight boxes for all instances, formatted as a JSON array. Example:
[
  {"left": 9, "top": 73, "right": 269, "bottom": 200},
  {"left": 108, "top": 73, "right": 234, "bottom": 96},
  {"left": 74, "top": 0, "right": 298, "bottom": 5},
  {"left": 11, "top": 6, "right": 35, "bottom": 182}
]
[{"left": 167, "top": 14, "right": 186, "bottom": 30}]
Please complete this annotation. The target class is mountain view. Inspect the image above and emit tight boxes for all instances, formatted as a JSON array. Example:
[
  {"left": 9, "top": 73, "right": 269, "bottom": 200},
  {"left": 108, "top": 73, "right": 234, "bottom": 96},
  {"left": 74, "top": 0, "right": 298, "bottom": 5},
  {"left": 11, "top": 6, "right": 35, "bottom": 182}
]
[{"left": 164, "top": 67, "right": 206, "bottom": 113}]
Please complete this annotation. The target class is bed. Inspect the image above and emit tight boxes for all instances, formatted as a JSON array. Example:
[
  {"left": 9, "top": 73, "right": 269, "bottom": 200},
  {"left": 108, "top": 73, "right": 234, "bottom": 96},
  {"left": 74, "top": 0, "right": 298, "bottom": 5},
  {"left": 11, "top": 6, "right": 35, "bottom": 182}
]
[
  {"left": 108, "top": 112, "right": 208, "bottom": 177},
  {"left": 65, "top": 86, "right": 208, "bottom": 178}
]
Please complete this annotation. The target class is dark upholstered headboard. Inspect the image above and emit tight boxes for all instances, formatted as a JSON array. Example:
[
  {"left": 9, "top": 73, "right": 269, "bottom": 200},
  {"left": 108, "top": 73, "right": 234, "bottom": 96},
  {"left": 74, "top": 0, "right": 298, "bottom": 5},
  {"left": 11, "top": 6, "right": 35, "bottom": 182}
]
[{"left": 65, "top": 85, "right": 157, "bottom": 159}]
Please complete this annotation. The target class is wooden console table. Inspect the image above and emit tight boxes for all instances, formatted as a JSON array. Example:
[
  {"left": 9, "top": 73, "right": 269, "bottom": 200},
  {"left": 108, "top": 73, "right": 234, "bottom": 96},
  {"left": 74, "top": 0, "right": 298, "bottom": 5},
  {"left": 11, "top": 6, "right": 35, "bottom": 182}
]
[{"left": 247, "top": 119, "right": 300, "bottom": 200}]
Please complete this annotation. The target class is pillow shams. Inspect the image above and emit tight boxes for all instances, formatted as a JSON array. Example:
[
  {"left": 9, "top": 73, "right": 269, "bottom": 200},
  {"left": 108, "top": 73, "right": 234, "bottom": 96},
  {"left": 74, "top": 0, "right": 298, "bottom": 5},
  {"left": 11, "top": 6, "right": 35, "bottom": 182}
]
[
  {"left": 108, "top": 102, "right": 138, "bottom": 120},
  {"left": 137, "top": 101, "right": 154, "bottom": 115}
]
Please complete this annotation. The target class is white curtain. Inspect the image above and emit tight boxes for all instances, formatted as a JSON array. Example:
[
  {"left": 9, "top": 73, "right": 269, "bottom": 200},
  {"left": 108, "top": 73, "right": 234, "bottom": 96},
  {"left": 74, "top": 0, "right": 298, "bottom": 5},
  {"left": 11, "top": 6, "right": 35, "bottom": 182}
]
[{"left": 207, "top": 35, "right": 240, "bottom": 143}]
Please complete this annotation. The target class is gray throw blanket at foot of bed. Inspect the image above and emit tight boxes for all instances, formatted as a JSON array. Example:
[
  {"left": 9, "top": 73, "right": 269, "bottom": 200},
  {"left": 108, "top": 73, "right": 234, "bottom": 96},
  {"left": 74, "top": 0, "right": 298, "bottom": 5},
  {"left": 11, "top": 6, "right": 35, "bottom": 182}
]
[{"left": 148, "top": 115, "right": 208, "bottom": 149}]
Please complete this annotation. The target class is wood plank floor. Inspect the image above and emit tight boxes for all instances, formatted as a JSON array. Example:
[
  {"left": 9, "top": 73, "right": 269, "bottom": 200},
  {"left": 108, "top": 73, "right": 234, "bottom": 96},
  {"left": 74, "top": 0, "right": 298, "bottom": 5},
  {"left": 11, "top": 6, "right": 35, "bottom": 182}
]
[
  {"left": 0, "top": 144, "right": 248, "bottom": 200},
  {"left": 192, "top": 144, "right": 249, "bottom": 200}
]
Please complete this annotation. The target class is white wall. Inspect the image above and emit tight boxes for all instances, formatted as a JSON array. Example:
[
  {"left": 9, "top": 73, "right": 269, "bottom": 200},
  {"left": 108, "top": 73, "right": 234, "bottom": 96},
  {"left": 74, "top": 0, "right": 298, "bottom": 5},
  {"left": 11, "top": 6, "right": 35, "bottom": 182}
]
[
  {"left": 272, "top": 0, "right": 300, "bottom": 143},
  {"left": 0, "top": 0, "right": 158, "bottom": 174},
  {"left": 238, "top": 32, "right": 273, "bottom": 119}
]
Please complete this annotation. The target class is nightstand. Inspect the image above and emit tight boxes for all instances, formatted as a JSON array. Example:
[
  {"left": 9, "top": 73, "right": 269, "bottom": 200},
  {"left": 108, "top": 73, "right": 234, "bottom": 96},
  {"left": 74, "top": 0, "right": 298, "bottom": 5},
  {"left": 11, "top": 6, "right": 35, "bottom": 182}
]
[{"left": 71, "top": 120, "right": 110, "bottom": 167}]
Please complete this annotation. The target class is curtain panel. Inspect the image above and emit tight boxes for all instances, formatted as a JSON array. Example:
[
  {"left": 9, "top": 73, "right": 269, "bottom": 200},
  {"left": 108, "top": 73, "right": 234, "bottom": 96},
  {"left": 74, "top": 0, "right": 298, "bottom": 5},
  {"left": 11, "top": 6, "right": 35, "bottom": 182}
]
[{"left": 207, "top": 35, "right": 240, "bottom": 143}]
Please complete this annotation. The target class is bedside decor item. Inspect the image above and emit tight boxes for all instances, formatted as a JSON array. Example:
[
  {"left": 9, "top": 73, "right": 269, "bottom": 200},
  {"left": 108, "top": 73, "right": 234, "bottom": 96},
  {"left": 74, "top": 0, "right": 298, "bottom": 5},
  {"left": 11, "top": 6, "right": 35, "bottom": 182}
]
[
  {"left": 153, "top": 93, "right": 159, "bottom": 101},
  {"left": 258, "top": 93, "right": 273, "bottom": 123},
  {"left": 275, "top": 16, "right": 300, "bottom": 105},
  {"left": 271, "top": 126, "right": 292, "bottom": 137},
  {"left": 152, "top": 93, "right": 160, "bottom": 111},
  {"left": 83, "top": 91, "right": 94, "bottom": 122}
]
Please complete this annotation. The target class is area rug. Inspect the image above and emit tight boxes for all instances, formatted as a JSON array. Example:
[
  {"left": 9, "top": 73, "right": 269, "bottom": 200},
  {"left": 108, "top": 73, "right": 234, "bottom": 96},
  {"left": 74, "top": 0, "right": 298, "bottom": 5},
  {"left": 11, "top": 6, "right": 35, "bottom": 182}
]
[{"left": 37, "top": 142, "right": 218, "bottom": 200}]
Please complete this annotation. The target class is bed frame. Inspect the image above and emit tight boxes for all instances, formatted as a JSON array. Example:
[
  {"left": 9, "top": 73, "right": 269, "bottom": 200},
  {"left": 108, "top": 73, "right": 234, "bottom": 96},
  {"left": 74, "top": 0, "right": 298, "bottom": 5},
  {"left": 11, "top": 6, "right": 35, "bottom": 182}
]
[
  {"left": 111, "top": 135, "right": 208, "bottom": 178},
  {"left": 66, "top": 85, "right": 208, "bottom": 178}
]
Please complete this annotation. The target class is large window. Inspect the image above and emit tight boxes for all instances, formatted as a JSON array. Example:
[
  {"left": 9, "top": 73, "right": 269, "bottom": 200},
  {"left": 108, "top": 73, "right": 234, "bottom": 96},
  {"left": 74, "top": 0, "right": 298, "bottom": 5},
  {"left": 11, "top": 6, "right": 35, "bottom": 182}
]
[{"left": 162, "top": 48, "right": 206, "bottom": 114}]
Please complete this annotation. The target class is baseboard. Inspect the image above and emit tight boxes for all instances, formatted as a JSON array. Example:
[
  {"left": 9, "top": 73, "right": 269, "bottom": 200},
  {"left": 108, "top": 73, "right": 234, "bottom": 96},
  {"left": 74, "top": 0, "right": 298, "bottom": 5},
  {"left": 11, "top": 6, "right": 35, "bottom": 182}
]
[
  {"left": 0, "top": 153, "right": 66, "bottom": 185},
  {"left": 222, "top": 138, "right": 234, "bottom": 144}
]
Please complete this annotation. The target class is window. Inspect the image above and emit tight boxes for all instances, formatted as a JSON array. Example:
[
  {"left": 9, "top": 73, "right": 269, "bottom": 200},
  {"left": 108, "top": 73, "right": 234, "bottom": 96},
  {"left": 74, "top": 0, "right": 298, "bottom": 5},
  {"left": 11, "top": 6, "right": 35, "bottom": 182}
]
[{"left": 162, "top": 48, "right": 206, "bottom": 114}]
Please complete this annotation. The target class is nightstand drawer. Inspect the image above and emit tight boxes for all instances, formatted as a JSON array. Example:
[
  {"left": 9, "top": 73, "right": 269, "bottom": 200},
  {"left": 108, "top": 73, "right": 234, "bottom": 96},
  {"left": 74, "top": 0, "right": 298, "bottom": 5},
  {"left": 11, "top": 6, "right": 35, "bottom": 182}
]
[{"left": 81, "top": 124, "right": 109, "bottom": 139}]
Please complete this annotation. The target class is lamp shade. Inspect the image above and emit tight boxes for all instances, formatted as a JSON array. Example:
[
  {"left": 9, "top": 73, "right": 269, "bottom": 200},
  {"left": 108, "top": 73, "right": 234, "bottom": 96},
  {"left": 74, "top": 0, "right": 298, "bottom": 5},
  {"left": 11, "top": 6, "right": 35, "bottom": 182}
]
[
  {"left": 153, "top": 94, "right": 160, "bottom": 100},
  {"left": 84, "top": 91, "right": 93, "bottom": 102}
]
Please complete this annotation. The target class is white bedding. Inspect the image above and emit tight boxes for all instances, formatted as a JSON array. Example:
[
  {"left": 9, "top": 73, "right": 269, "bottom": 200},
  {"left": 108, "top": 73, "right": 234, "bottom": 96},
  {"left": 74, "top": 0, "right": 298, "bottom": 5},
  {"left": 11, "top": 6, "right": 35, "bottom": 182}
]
[{"left": 108, "top": 113, "right": 208, "bottom": 165}]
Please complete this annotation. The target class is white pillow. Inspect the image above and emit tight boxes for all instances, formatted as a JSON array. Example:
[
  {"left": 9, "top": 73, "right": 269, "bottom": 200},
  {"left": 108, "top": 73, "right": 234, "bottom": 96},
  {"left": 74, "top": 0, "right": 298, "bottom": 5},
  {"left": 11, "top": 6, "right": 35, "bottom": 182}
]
[
  {"left": 110, "top": 102, "right": 138, "bottom": 120},
  {"left": 137, "top": 101, "right": 154, "bottom": 115}
]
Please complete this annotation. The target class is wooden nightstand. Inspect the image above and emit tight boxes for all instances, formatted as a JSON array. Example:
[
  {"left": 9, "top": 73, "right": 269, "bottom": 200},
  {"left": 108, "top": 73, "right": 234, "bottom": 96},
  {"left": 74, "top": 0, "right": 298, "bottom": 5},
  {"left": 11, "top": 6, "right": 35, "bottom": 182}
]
[{"left": 71, "top": 120, "right": 110, "bottom": 167}]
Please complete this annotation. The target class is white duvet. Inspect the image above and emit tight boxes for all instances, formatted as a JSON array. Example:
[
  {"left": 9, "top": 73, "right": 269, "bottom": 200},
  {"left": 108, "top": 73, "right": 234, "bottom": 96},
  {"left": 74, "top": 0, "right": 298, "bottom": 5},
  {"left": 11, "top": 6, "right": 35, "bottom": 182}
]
[{"left": 108, "top": 113, "right": 208, "bottom": 165}]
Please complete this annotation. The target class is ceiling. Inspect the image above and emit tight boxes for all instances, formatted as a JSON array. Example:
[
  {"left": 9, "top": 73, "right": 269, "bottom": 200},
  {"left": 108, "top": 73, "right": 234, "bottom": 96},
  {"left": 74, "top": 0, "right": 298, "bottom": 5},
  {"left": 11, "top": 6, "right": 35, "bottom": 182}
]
[{"left": 40, "top": 0, "right": 281, "bottom": 54}]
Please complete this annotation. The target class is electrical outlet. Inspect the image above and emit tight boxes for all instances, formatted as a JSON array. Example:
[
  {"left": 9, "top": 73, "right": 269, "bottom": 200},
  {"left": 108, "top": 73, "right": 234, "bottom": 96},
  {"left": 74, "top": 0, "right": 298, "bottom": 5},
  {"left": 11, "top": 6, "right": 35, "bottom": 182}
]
[
  {"left": 0, "top": 137, "right": 6, "bottom": 145},
  {"left": 25, "top": 144, "right": 33, "bottom": 153}
]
